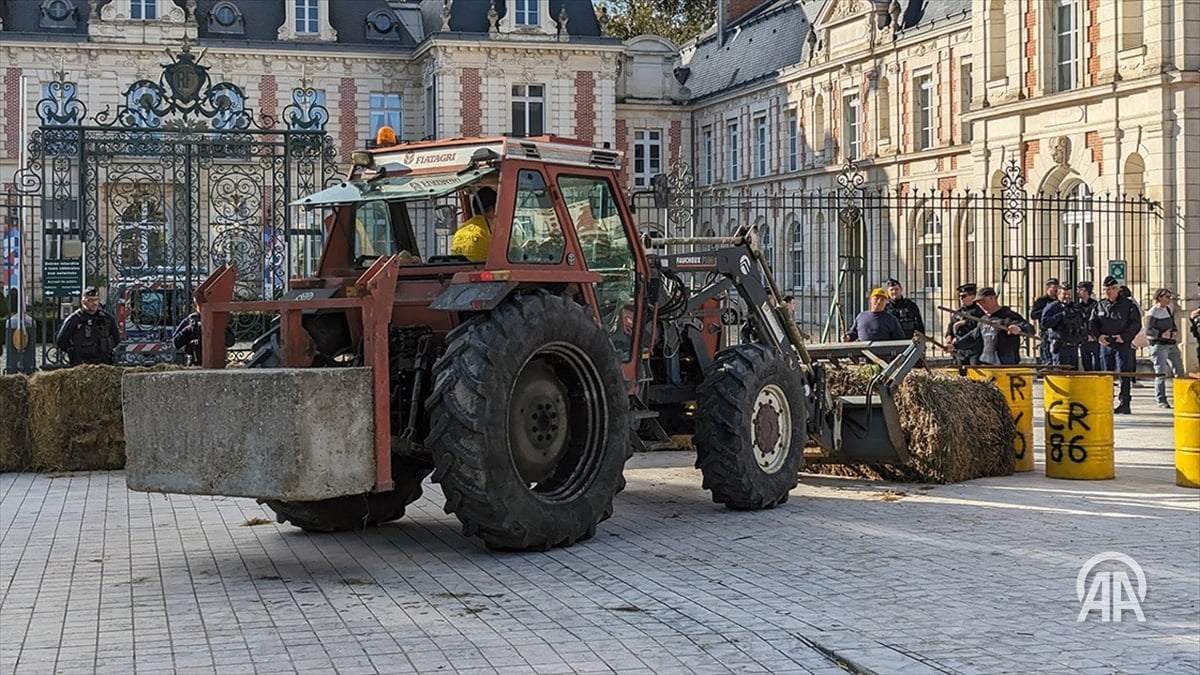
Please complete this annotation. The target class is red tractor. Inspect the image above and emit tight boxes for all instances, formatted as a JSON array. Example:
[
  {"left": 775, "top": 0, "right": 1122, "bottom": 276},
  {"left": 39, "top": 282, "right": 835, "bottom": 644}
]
[{"left": 124, "top": 135, "right": 921, "bottom": 551}]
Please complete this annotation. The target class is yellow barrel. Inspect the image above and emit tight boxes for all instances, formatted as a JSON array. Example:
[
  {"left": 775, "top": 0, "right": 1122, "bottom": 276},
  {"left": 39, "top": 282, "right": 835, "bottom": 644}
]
[
  {"left": 1176, "top": 378, "right": 1200, "bottom": 488},
  {"left": 966, "top": 367, "right": 1035, "bottom": 472},
  {"left": 1043, "top": 375, "right": 1114, "bottom": 480}
]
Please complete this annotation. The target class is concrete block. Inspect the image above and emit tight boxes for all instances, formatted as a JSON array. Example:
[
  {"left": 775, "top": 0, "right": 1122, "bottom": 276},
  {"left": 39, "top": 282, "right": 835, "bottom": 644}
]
[{"left": 123, "top": 368, "right": 375, "bottom": 501}]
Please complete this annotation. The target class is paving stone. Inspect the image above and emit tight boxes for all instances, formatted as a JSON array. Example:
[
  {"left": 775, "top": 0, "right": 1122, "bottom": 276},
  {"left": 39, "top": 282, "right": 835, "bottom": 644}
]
[{"left": 0, "top": 387, "right": 1195, "bottom": 672}]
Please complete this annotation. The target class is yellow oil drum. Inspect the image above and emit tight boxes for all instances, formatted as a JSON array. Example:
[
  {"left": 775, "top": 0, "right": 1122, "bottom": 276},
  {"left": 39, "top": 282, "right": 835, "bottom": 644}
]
[
  {"left": 1175, "top": 378, "right": 1200, "bottom": 488},
  {"left": 966, "top": 367, "right": 1035, "bottom": 472},
  {"left": 1043, "top": 375, "right": 1114, "bottom": 480}
]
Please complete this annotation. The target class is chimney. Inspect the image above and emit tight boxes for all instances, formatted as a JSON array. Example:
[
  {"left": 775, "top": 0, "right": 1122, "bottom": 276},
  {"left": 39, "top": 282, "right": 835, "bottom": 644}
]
[
  {"left": 728, "top": 0, "right": 761, "bottom": 25},
  {"left": 717, "top": 0, "right": 728, "bottom": 44}
]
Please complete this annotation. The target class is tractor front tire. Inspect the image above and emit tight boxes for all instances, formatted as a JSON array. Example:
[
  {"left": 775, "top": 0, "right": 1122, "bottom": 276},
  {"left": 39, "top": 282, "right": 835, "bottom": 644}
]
[
  {"left": 426, "top": 292, "right": 632, "bottom": 551},
  {"left": 262, "top": 459, "right": 432, "bottom": 533},
  {"left": 694, "top": 344, "right": 807, "bottom": 510}
]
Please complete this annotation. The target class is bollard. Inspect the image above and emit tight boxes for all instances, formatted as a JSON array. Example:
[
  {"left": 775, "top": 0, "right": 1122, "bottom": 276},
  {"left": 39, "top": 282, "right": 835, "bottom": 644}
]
[
  {"left": 966, "top": 367, "right": 1035, "bottom": 472},
  {"left": 1043, "top": 375, "right": 1114, "bottom": 480},
  {"left": 1175, "top": 378, "right": 1200, "bottom": 489}
]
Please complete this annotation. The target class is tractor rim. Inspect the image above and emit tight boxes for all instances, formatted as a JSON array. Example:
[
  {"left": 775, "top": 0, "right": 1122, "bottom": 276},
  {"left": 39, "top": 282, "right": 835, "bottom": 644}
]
[
  {"left": 751, "top": 383, "right": 791, "bottom": 474},
  {"left": 507, "top": 342, "right": 608, "bottom": 502}
]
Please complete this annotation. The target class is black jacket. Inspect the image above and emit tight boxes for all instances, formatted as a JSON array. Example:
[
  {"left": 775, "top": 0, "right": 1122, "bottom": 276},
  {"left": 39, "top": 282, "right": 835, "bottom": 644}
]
[
  {"left": 55, "top": 308, "right": 120, "bottom": 365},
  {"left": 1089, "top": 296, "right": 1141, "bottom": 344},
  {"left": 173, "top": 312, "right": 236, "bottom": 365},
  {"left": 886, "top": 297, "right": 925, "bottom": 339},
  {"left": 1041, "top": 301, "right": 1086, "bottom": 345},
  {"left": 947, "top": 301, "right": 984, "bottom": 354},
  {"left": 1030, "top": 295, "right": 1055, "bottom": 329}
]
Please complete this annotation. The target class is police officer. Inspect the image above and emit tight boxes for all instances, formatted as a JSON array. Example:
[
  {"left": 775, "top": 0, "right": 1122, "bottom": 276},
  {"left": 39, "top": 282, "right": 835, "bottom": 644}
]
[
  {"left": 1030, "top": 278, "right": 1059, "bottom": 364},
  {"left": 884, "top": 278, "right": 925, "bottom": 339},
  {"left": 1089, "top": 276, "right": 1141, "bottom": 414},
  {"left": 946, "top": 283, "right": 984, "bottom": 366},
  {"left": 1075, "top": 281, "right": 1101, "bottom": 371},
  {"left": 55, "top": 287, "right": 119, "bottom": 366},
  {"left": 1041, "top": 282, "right": 1084, "bottom": 370},
  {"left": 172, "top": 300, "right": 236, "bottom": 366}
]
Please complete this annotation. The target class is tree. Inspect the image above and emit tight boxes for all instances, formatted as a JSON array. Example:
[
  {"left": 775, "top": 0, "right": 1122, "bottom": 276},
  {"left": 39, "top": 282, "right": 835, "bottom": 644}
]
[{"left": 603, "top": 0, "right": 717, "bottom": 46}]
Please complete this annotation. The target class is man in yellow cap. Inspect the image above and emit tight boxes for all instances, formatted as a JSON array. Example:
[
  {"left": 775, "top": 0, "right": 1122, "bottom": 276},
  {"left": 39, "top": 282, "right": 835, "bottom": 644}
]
[{"left": 842, "top": 287, "right": 904, "bottom": 342}]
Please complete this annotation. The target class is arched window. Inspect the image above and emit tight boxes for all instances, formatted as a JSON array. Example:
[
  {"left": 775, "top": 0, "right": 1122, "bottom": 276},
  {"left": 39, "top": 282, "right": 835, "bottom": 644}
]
[
  {"left": 957, "top": 196, "right": 977, "bottom": 283},
  {"left": 786, "top": 213, "right": 803, "bottom": 291},
  {"left": 987, "top": 0, "right": 1007, "bottom": 81},
  {"left": 1061, "top": 181, "right": 1095, "bottom": 281},
  {"left": 1122, "top": 154, "right": 1147, "bottom": 284}
]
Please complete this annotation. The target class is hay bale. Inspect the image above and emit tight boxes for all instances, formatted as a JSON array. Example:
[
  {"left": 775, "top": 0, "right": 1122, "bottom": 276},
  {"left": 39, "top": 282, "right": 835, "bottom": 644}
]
[
  {"left": 0, "top": 374, "right": 32, "bottom": 472},
  {"left": 806, "top": 368, "right": 1016, "bottom": 484},
  {"left": 28, "top": 365, "right": 128, "bottom": 471}
]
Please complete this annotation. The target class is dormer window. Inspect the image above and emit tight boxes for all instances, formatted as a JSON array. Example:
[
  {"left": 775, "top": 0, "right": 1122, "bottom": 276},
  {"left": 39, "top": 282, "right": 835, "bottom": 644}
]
[
  {"left": 40, "top": 0, "right": 80, "bottom": 29},
  {"left": 278, "top": 0, "right": 337, "bottom": 41},
  {"left": 296, "top": 0, "right": 318, "bottom": 34},
  {"left": 514, "top": 0, "right": 538, "bottom": 26},
  {"left": 208, "top": 1, "right": 245, "bottom": 36},
  {"left": 131, "top": 0, "right": 157, "bottom": 20}
]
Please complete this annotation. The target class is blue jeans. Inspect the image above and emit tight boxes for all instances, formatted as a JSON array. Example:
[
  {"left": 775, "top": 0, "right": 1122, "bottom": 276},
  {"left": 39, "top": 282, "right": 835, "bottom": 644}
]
[
  {"left": 1149, "top": 343, "right": 1186, "bottom": 404},
  {"left": 1101, "top": 342, "right": 1135, "bottom": 406}
]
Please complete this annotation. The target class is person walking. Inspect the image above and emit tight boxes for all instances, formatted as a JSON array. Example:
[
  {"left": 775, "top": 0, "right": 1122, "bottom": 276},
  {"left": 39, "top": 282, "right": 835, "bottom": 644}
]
[
  {"left": 946, "top": 283, "right": 984, "bottom": 366},
  {"left": 963, "top": 287, "right": 1033, "bottom": 365},
  {"left": 1076, "top": 281, "right": 1101, "bottom": 371},
  {"left": 1145, "top": 288, "right": 1186, "bottom": 408},
  {"left": 842, "top": 288, "right": 904, "bottom": 342},
  {"left": 1090, "top": 276, "right": 1141, "bottom": 414},
  {"left": 1030, "top": 278, "right": 1059, "bottom": 365},
  {"left": 883, "top": 278, "right": 924, "bottom": 339},
  {"left": 54, "top": 286, "right": 119, "bottom": 366},
  {"left": 1041, "top": 282, "right": 1085, "bottom": 370}
]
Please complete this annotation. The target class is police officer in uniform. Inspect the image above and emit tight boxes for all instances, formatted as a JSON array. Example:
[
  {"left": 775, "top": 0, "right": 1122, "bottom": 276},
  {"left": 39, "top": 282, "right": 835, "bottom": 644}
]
[
  {"left": 1030, "top": 278, "right": 1059, "bottom": 365},
  {"left": 1089, "top": 276, "right": 1141, "bottom": 414},
  {"left": 884, "top": 278, "right": 924, "bottom": 339},
  {"left": 1041, "top": 282, "right": 1085, "bottom": 370},
  {"left": 55, "top": 287, "right": 119, "bottom": 366},
  {"left": 946, "top": 283, "right": 984, "bottom": 366},
  {"left": 1075, "top": 281, "right": 1101, "bottom": 371}
]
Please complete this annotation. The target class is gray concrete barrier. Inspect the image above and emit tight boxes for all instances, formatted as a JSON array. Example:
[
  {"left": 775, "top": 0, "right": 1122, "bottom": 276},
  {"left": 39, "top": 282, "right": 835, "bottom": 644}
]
[{"left": 123, "top": 367, "right": 375, "bottom": 501}]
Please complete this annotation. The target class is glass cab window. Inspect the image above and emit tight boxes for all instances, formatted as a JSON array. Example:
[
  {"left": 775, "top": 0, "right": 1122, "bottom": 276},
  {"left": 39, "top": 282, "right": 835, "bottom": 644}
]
[
  {"left": 353, "top": 201, "right": 398, "bottom": 260},
  {"left": 507, "top": 169, "right": 565, "bottom": 264},
  {"left": 557, "top": 175, "right": 637, "bottom": 360}
]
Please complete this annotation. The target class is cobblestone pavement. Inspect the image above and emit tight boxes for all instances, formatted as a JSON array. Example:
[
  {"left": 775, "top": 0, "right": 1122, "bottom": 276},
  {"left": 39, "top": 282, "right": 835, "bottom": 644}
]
[{"left": 2, "top": 385, "right": 1198, "bottom": 674}]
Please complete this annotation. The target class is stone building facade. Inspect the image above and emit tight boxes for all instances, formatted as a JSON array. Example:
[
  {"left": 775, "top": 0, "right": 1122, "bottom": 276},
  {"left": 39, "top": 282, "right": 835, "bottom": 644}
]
[{"left": 0, "top": 0, "right": 1196, "bottom": 363}]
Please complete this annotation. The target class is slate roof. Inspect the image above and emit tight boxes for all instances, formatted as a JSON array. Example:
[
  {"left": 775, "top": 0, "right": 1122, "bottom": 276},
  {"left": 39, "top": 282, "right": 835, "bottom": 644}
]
[
  {"left": 682, "top": 0, "right": 825, "bottom": 102},
  {"left": 418, "top": 0, "right": 604, "bottom": 38},
  {"left": 682, "top": 0, "right": 972, "bottom": 102}
]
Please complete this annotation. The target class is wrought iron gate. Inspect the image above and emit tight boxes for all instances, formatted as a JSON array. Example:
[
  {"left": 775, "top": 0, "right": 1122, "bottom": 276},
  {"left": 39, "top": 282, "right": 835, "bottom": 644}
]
[
  {"left": 4, "top": 46, "right": 337, "bottom": 368},
  {"left": 633, "top": 158, "right": 1161, "bottom": 346}
]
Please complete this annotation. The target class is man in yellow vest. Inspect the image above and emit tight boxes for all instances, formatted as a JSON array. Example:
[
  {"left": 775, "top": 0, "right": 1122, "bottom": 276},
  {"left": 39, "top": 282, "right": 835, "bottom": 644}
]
[{"left": 450, "top": 186, "right": 497, "bottom": 262}]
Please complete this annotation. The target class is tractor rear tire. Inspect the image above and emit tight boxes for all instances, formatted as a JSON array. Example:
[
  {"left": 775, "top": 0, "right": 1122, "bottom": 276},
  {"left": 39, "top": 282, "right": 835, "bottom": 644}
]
[
  {"left": 426, "top": 291, "right": 632, "bottom": 551},
  {"left": 249, "top": 322, "right": 430, "bottom": 533},
  {"left": 262, "top": 458, "right": 432, "bottom": 532},
  {"left": 694, "top": 344, "right": 807, "bottom": 510}
]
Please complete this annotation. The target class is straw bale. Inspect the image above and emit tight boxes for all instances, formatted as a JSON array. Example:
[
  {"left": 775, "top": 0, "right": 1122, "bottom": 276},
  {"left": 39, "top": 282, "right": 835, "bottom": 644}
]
[
  {"left": 28, "top": 364, "right": 185, "bottom": 472},
  {"left": 0, "top": 374, "right": 32, "bottom": 472},
  {"left": 806, "top": 368, "right": 1016, "bottom": 484}
]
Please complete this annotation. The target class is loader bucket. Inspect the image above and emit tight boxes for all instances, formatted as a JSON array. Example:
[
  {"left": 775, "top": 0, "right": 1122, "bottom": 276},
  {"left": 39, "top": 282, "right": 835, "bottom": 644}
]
[
  {"left": 805, "top": 339, "right": 924, "bottom": 466},
  {"left": 123, "top": 368, "right": 377, "bottom": 501}
]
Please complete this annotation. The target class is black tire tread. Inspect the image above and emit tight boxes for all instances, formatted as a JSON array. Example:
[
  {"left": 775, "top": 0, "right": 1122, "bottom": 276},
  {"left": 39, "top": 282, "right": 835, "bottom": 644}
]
[
  {"left": 426, "top": 291, "right": 632, "bottom": 551},
  {"left": 694, "top": 344, "right": 806, "bottom": 510}
]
